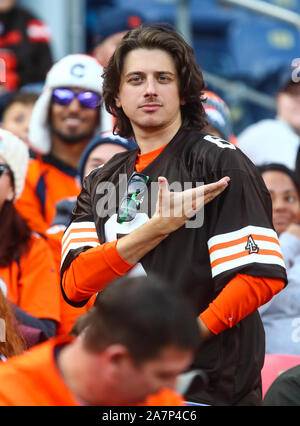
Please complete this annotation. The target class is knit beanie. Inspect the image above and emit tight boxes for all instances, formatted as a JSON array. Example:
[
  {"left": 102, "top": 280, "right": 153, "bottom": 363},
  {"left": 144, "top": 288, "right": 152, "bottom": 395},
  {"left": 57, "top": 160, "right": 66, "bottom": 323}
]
[
  {"left": 94, "top": 8, "right": 145, "bottom": 42},
  {"left": 0, "top": 128, "right": 29, "bottom": 200},
  {"left": 78, "top": 131, "right": 137, "bottom": 184},
  {"left": 203, "top": 90, "right": 233, "bottom": 141},
  {"left": 29, "top": 54, "right": 113, "bottom": 154}
]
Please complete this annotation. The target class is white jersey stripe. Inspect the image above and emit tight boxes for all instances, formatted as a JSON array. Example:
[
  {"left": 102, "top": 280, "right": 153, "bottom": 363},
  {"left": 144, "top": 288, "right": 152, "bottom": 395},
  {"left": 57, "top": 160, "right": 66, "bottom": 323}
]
[
  {"left": 211, "top": 253, "right": 286, "bottom": 278},
  {"left": 62, "top": 221, "right": 97, "bottom": 244},
  {"left": 62, "top": 231, "right": 99, "bottom": 254},
  {"left": 208, "top": 225, "right": 284, "bottom": 277},
  {"left": 208, "top": 225, "right": 278, "bottom": 249}
]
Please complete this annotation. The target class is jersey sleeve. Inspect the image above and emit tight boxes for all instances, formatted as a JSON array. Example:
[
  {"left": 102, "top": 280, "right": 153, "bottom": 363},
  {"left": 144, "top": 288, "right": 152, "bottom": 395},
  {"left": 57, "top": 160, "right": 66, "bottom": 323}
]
[
  {"left": 60, "top": 176, "right": 133, "bottom": 307},
  {"left": 200, "top": 274, "right": 285, "bottom": 334},
  {"left": 203, "top": 144, "right": 287, "bottom": 292}
]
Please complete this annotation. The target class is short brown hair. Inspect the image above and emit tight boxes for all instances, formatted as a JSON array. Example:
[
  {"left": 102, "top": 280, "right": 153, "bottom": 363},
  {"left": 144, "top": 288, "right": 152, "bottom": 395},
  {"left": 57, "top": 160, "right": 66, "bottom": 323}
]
[
  {"left": 102, "top": 23, "right": 207, "bottom": 138},
  {"left": 2, "top": 92, "right": 38, "bottom": 120},
  {"left": 81, "top": 274, "right": 200, "bottom": 364}
]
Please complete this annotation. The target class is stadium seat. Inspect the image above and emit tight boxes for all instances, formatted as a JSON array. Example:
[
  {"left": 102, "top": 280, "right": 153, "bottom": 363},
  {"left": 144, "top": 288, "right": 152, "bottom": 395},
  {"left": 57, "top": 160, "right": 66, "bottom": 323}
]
[
  {"left": 114, "top": 0, "right": 175, "bottom": 23},
  {"left": 226, "top": 14, "right": 300, "bottom": 83}
]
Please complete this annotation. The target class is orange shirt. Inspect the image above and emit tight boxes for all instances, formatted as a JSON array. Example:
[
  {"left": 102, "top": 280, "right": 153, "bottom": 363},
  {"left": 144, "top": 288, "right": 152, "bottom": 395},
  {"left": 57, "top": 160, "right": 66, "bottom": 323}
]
[
  {"left": 15, "top": 155, "right": 81, "bottom": 235},
  {"left": 0, "top": 336, "right": 184, "bottom": 406},
  {"left": 0, "top": 336, "right": 79, "bottom": 406},
  {"left": 135, "top": 144, "right": 167, "bottom": 172},
  {"left": 0, "top": 233, "right": 60, "bottom": 322},
  {"left": 57, "top": 293, "right": 96, "bottom": 336},
  {"left": 45, "top": 228, "right": 96, "bottom": 336},
  {"left": 140, "top": 388, "right": 184, "bottom": 406},
  {"left": 200, "top": 274, "right": 284, "bottom": 334}
]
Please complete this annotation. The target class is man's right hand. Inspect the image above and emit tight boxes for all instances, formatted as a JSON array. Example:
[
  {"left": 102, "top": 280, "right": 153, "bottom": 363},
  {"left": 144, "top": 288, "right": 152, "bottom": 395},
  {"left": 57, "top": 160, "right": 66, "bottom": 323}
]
[
  {"left": 116, "top": 175, "right": 230, "bottom": 265},
  {"left": 152, "top": 175, "right": 230, "bottom": 235}
]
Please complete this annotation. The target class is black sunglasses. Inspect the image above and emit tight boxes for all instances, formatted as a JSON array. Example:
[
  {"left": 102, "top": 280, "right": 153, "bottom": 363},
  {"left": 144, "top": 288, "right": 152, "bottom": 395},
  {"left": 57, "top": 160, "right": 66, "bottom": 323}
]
[
  {"left": 117, "top": 172, "right": 150, "bottom": 223},
  {"left": 0, "top": 164, "right": 11, "bottom": 178}
]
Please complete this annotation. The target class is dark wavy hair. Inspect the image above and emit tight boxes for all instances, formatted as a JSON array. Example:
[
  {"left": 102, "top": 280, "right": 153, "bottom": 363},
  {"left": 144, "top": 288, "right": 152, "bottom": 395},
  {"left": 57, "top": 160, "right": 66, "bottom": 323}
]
[
  {"left": 258, "top": 163, "right": 300, "bottom": 198},
  {"left": 102, "top": 23, "right": 207, "bottom": 139},
  {"left": 0, "top": 288, "right": 26, "bottom": 358},
  {"left": 0, "top": 201, "right": 31, "bottom": 266}
]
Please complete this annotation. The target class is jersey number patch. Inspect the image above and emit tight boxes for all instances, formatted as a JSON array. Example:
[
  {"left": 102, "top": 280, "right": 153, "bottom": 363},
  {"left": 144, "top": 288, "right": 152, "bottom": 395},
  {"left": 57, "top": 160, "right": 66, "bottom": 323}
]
[{"left": 204, "top": 134, "right": 236, "bottom": 150}]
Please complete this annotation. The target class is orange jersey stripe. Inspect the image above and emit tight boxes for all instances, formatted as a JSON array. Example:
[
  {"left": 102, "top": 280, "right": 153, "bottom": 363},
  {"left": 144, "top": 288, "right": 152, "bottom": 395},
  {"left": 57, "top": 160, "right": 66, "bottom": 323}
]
[{"left": 62, "top": 227, "right": 97, "bottom": 244}]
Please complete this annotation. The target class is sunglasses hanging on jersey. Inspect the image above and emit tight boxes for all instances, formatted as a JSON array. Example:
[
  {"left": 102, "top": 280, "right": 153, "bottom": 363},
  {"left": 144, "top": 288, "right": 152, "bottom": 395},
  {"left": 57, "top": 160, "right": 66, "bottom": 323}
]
[
  {"left": 52, "top": 88, "right": 101, "bottom": 109},
  {"left": 117, "top": 172, "right": 150, "bottom": 223}
]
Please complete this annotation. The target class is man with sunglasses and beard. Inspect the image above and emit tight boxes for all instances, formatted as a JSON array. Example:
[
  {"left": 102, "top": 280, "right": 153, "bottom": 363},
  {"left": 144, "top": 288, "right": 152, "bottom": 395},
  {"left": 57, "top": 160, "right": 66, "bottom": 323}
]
[
  {"left": 15, "top": 53, "right": 113, "bottom": 236},
  {"left": 61, "top": 25, "right": 287, "bottom": 406},
  {"left": 14, "top": 55, "right": 115, "bottom": 336}
]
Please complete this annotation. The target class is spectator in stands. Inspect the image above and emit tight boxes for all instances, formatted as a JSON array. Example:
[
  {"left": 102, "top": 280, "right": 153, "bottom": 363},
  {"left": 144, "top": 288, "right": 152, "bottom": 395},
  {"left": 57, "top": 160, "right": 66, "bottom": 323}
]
[
  {"left": 0, "top": 288, "right": 25, "bottom": 361},
  {"left": 238, "top": 64, "right": 300, "bottom": 170},
  {"left": 259, "top": 163, "right": 300, "bottom": 355},
  {"left": 0, "top": 128, "right": 60, "bottom": 343},
  {"left": 78, "top": 131, "right": 137, "bottom": 184},
  {"left": 49, "top": 131, "right": 137, "bottom": 235},
  {"left": 14, "top": 53, "right": 113, "bottom": 236},
  {"left": 92, "top": 8, "right": 145, "bottom": 67},
  {"left": 202, "top": 90, "right": 236, "bottom": 145},
  {"left": 0, "top": 274, "right": 200, "bottom": 406},
  {"left": 1, "top": 92, "right": 38, "bottom": 146},
  {"left": 0, "top": 0, "right": 52, "bottom": 93}
]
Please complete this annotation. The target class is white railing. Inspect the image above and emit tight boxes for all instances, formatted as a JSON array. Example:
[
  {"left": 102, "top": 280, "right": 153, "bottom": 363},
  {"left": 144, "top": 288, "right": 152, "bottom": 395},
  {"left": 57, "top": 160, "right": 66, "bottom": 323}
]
[{"left": 220, "top": 0, "right": 300, "bottom": 29}]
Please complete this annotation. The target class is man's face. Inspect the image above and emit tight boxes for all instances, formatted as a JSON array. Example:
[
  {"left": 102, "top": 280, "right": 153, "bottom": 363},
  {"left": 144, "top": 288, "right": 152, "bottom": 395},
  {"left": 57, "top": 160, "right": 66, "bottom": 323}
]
[
  {"left": 115, "top": 346, "right": 193, "bottom": 406},
  {"left": 49, "top": 87, "right": 99, "bottom": 144},
  {"left": 88, "top": 345, "right": 194, "bottom": 406},
  {"left": 277, "top": 83, "right": 300, "bottom": 134},
  {"left": 115, "top": 48, "right": 183, "bottom": 136}
]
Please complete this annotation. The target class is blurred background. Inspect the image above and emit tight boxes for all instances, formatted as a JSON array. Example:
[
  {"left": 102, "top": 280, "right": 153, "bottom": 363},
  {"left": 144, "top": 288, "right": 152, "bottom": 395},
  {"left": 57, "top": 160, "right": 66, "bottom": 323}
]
[{"left": 14, "top": 0, "right": 300, "bottom": 134}]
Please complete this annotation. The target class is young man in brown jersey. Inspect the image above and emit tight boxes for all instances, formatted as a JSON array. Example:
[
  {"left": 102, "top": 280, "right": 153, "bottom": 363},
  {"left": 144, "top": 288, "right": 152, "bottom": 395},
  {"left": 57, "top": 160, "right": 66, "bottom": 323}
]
[{"left": 61, "top": 24, "right": 287, "bottom": 406}]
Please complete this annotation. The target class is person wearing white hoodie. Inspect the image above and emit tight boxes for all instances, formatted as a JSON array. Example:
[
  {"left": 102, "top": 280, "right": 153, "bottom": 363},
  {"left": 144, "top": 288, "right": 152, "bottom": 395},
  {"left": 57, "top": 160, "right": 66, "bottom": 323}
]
[
  {"left": 238, "top": 65, "right": 300, "bottom": 171},
  {"left": 259, "top": 163, "right": 300, "bottom": 355},
  {"left": 14, "top": 54, "right": 113, "bottom": 236}
]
